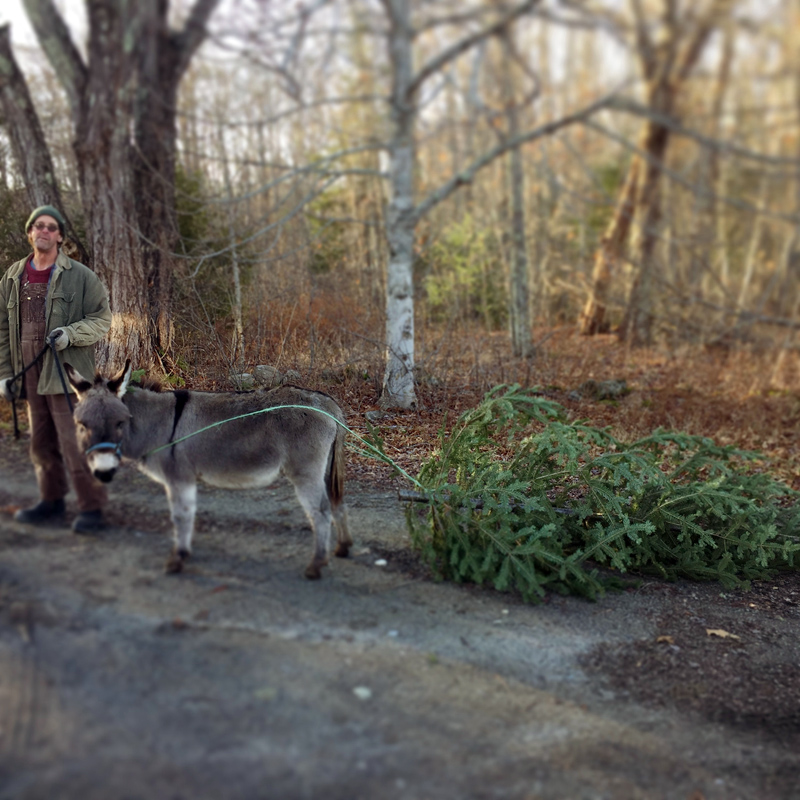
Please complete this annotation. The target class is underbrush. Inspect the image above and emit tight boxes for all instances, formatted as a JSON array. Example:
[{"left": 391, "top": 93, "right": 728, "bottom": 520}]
[{"left": 403, "top": 384, "right": 800, "bottom": 602}]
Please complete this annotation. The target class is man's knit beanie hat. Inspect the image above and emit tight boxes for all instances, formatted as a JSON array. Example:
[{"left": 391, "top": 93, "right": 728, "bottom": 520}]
[{"left": 26, "top": 205, "right": 66, "bottom": 237}]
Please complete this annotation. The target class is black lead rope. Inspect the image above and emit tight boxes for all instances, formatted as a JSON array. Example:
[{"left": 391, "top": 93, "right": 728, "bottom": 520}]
[{"left": 7, "top": 334, "right": 74, "bottom": 439}]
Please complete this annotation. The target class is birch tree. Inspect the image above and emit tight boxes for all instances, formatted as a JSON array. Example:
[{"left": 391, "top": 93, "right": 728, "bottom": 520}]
[{"left": 379, "top": 0, "right": 613, "bottom": 408}]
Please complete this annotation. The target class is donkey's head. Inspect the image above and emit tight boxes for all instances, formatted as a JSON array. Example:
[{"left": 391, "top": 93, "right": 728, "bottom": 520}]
[{"left": 67, "top": 360, "right": 133, "bottom": 483}]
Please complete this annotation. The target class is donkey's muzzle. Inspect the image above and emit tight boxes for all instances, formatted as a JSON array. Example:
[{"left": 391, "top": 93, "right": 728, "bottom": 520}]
[{"left": 94, "top": 468, "right": 117, "bottom": 483}]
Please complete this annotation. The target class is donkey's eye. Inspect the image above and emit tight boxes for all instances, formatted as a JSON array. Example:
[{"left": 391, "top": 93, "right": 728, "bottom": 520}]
[{"left": 116, "top": 421, "right": 125, "bottom": 430}]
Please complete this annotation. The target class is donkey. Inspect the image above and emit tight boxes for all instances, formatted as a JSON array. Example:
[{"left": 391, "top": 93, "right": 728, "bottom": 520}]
[{"left": 66, "top": 361, "right": 352, "bottom": 579}]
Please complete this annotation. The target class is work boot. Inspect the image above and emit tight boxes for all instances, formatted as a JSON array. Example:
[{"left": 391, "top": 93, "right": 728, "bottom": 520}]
[
  {"left": 72, "top": 509, "right": 107, "bottom": 535},
  {"left": 14, "top": 499, "right": 66, "bottom": 526}
]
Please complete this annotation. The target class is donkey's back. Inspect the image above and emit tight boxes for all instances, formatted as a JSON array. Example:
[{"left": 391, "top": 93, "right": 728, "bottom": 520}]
[
  {"left": 68, "top": 362, "right": 352, "bottom": 579},
  {"left": 159, "top": 384, "right": 347, "bottom": 493}
]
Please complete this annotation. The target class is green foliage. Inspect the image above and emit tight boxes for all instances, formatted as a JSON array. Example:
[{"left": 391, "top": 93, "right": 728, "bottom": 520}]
[
  {"left": 305, "top": 185, "right": 349, "bottom": 275},
  {"left": 559, "top": 159, "right": 627, "bottom": 267},
  {"left": 585, "top": 160, "right": 626, "bottom": 236},
  {"left": 173, "top": 166, "right": 253, "bottom": 324},
  {"left": 422, "top": 216, "right": 507, "bottom": 329},
  {"left": 407, "top": 385, "right": 800, "bottom": 602}
]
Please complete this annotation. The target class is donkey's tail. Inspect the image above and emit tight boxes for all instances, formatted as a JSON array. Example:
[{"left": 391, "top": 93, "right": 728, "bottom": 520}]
[{"left": 328, "top": 427, "right": 346, "bottom": 507}]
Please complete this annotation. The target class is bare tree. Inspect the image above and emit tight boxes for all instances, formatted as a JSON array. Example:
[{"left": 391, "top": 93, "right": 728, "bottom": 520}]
[
  {"left": 133, "top": 0, "right": 221, "bottom": 365},
  {"left": 13, "top": 0, "right": 219, "bottom": 370},
  {"left": 499, "top": 18, "right": 534, "bottom": 358},
  {"left": 0, "top": 23, "right": 88, "bottom": 262},
  {"left": 578, "top": 0, "right": 735, "bottom": 343},
  {"left": 379, "top": 0, "right": 615, "bottom": 408}
]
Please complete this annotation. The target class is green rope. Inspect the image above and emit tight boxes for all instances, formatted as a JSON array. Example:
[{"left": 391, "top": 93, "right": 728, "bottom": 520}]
[{"left": 143, "top": 403, "right": 425, "bottom": 491}]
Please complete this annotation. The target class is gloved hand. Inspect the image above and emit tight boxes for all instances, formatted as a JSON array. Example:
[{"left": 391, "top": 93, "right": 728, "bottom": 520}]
[
  {"left": 0, "top": 378, "right": 17, "bottom": 402},
  {"left": 48, "top": 328, "right": 69, "bottom": 351}
]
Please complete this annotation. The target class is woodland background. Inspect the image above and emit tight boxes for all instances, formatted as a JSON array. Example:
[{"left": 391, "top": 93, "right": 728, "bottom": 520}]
[{"left": 1, "top": 0, "right": 800, "bottom": 471}]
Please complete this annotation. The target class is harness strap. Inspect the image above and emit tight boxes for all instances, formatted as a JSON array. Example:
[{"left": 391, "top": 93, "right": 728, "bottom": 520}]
[
  {"left": 6, "top": 335, "right": 73, "bottom": 439},
  {"left": 169, "top": 390, "right": 190, "bottom": 457},
  {"left": 86, "top": 441, "right": 123, "bottom": 458}
]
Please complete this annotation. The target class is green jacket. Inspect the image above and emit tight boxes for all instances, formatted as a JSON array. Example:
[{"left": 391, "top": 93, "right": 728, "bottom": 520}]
[{"left": 0, "top": 251, "right": 112, "bottom": 395}]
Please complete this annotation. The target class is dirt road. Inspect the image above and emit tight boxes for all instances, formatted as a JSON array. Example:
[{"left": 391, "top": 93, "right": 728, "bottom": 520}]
[{"left": 0, "top": 433, "right": 798, "bottom": 800}]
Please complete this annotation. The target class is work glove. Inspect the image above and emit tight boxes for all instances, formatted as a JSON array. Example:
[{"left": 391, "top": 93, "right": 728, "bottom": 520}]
[
  {"left": 0, "top": 378, "right": 16, "bottom": 402},
  {"left": 48, "top": 328, "right": 69, "bottom": 351}
]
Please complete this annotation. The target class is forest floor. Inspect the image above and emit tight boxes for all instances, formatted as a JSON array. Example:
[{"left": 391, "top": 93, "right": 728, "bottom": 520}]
[{"left": 0, "top": 329, "right": 799, "bottom": 799}]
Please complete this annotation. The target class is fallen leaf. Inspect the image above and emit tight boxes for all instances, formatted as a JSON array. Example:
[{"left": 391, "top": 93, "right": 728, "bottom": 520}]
[
  {"left": 706, "top": 628, "right": 740, "bottom": 640},
  {"left": 656, "top": 635, "right": 675, "bottom": 645}
]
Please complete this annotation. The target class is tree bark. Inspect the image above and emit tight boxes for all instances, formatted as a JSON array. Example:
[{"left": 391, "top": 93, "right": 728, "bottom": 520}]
[
  {"left": 578, "top": 158, "right": 640, "bottom": 335},
  {"left": 24, "top": 0, "right": 151, "bottom": 369},
  {"left": 500, "top": 22, "right": 533, "bottom": 358},
  {"left": 20, "top": 0, "right": 218, "bottom": 372},
  {"left": 133, "top": 0, "right": 220, "bottom": 366},
  {"left": 380, "top": 0, "right": 418, "bottom": 410}
]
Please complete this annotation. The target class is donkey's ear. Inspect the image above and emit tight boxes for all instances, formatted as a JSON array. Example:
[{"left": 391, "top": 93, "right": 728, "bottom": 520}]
[
  {"left": 107, "top": 359, "right": 132, "bottom": 398},
  {"left": 65, "top": 363, "right": 93, "bottom": 398}
]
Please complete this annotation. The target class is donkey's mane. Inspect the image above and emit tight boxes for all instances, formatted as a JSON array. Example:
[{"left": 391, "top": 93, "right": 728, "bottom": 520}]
[{"left": 132, "top": 376, "right": 167, "bottom": 393}]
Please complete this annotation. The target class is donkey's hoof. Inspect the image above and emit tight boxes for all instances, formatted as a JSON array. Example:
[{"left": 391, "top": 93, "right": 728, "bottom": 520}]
[
  {"left": 304, "top": 563, "right": 323, "bottom": 580},
  {"left": 165, "top": 553, "right": 185, "bottom": 574},
  {"left": 334, "top": 542, "right": 350, "bottom": 558}
]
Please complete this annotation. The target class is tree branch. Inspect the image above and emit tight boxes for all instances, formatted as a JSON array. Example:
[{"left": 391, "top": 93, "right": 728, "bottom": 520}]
[
  {"left": 21, "top": 0, "right": 87, "bottom": 115},
  {"left": 413, "top": 87, "right": 619, "bottom": 221},
  {"left": 408, "top": 0, "right": 540, "bottom": 98},
  {"left": 675, "top": 0, "right": 735, "bottom": 85},
  {"left": 584, "top": 118, "right": 800, "bottom": 224},
  {"left": 606, "top": 96, "right": 800, "bottom": 168},
  {"left": 0, "top": 23, "right": 90, "bottom": 261},
  {"left": 172, "top": 0, "right": 223, "bottom": 78}
]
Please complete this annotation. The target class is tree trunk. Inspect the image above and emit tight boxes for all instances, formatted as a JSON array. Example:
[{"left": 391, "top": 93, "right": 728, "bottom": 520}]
[
  {"left": 133, "top": 0, "right": 220, "bottom": 367},
  {"left": 501, "top": 23, "right": 533, "bottom": 358},
  {"left": 21, "top": 0, "right": 218, "bottom": 373},
  {"left": 380, "top": 0, "right": 418, "bottom": 410},
  {"left": 578, "top": 158, "right": 640, "bottom": 334},
  {"left": 0, "top": 24, "right": 89, "bottom": 262},
  {"left": 73, "top": 2, "right": 149, "bottom": 369},
  {"left": 690, "top": 20, "right": 734, "bottom": 305},
  {"left": 376, "top": 0, "right": 544, "bottom": 408},
  {"left": 218, "top": 126, "right": 245, "bottom": 372},
  {"left": 620, "top": 0, "right": 734, "bottom": 346},
  {"left": 620, "top": 115, "right": 671, "bottom": 344},
  {"left": 580, "top": 0, "right": 733, "bottom": 342}
]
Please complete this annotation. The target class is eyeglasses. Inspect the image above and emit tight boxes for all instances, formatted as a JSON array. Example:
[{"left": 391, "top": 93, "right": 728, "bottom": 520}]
[{"left": 32, "top": 222, "right": 59, "bottom": 232}]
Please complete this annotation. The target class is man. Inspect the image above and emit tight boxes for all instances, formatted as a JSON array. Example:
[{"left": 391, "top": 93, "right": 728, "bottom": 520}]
[{"left": 0, "top": 205, "right": 112, "bottom": 533}]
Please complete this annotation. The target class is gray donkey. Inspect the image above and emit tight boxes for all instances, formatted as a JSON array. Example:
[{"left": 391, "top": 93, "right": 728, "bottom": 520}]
[{"left": 66, "top": 361, "right": 352, "bottom": 579}]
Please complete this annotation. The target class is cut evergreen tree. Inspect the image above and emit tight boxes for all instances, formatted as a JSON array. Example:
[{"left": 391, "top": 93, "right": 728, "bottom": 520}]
[{"left": 405, "top": 385, "right": 800, "bottom": 602}]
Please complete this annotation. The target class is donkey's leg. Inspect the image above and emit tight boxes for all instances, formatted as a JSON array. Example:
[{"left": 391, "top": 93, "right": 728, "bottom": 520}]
[
  {"left": 332, "top": 502, "right": 353, "bottom": 559},
  {"left": 164, "top": 481, "right": 198, "bottom": 574},
  {"left": 290, "top": 476, "right": 334, "bottom": 580}
]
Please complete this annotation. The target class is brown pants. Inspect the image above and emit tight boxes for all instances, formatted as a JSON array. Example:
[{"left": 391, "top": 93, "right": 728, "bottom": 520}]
[{"left": 22, "top": 346, "right": 107, "bottom": 513}]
